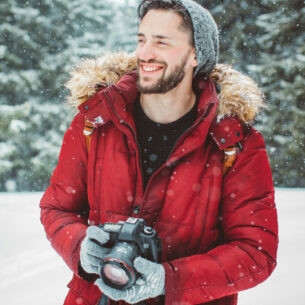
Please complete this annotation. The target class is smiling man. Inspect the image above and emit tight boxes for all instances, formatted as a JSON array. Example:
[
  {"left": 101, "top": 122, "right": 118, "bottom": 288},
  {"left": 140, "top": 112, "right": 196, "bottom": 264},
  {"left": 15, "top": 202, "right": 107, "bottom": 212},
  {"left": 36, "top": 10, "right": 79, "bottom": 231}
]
[
  {"left": 136, "top": 9, "right": 196, "bottom": 95},
  {"left": 136, "top": 8, "right": 197, "bottom": 124},
  {"left": 40, "top": 1, "right": 278, "bottom": 305}
]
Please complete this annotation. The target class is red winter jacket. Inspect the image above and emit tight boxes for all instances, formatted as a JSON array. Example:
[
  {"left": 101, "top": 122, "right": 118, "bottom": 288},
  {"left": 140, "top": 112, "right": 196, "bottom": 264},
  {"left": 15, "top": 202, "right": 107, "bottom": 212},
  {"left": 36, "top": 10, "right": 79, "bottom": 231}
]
[{"left": 40, "top": 61, "right": 278, "bottom": 305}]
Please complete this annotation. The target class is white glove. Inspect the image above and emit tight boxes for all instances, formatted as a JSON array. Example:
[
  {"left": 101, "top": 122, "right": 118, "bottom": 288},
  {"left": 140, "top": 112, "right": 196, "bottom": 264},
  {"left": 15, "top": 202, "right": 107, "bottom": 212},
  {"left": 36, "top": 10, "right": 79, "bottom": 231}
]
[
  {"left": 80, "top": 226, "right": 110, "bottom": 275},
  {"left": 95, "top": 257, "right": 165, "bottom": 304}
]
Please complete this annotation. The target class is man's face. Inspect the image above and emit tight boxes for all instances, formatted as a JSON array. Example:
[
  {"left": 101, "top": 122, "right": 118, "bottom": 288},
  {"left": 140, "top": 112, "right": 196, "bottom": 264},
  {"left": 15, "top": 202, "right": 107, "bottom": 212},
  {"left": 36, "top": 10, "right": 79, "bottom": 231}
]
[{"left": 135, "top": 9, "right": 197, "bottom": 94}]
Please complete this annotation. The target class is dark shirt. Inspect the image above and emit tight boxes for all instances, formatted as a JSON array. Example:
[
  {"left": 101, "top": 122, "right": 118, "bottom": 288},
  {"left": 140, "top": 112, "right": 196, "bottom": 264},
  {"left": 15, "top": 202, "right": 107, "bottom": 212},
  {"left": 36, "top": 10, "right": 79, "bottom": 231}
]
[{"left": 133, "top": 98, "right": 197, "bottom": 188}]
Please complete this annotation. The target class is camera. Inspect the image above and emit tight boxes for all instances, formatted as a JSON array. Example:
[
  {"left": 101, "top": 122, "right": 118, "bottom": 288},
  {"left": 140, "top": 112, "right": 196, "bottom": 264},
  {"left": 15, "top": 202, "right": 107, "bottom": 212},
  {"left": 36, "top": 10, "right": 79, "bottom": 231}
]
[{"left": 99, "top": 217, "right": 162, "bottom": 289}]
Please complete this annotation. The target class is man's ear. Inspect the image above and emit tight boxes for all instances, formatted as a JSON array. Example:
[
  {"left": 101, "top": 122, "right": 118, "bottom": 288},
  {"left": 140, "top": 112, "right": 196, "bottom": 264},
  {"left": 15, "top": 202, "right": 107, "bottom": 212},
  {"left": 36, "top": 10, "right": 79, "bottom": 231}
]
[
  {"left": 191, "top": 48, "right": 198, "bottom": 68},
  {"left": 192, "top": 57, "right": 198, "bottom": 68}
]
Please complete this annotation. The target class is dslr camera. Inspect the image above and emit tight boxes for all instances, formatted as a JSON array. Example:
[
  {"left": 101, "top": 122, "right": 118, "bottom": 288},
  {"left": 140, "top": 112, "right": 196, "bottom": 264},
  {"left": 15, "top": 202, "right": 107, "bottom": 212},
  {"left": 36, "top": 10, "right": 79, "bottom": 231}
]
[{"left": 99, "top": 217, "right": 162, "bottom": 289}]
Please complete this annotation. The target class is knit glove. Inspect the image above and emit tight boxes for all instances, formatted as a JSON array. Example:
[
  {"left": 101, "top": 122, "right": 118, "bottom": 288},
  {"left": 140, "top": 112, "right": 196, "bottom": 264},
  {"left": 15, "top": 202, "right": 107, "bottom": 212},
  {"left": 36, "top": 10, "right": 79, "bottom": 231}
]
[
  {"left": 80, "top": 226, "right": 110, "bottom": 275},
  {"left": 95, "top": 257, "right": 165, "bottom": 304}
]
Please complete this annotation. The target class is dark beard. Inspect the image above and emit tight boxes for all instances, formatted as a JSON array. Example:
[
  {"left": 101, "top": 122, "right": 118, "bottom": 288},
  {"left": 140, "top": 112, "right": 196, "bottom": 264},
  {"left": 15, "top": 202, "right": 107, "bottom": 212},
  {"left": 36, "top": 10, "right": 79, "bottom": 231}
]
[{"left": 137, "top": 59, "right": 186, "bottom": 94}]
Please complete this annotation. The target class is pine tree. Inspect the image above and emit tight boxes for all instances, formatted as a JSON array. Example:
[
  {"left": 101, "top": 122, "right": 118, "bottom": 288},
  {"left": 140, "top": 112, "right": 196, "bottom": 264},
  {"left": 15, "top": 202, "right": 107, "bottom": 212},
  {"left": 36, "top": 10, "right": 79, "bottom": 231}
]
[
  {"left": 105, "top": 0, "right": 138, "bottom": 52},
  {"left": 1, "top": 0, "right": 304, "bottom": 189},
  {"left": 245, "top": 0, "right": 305, "bottom": 186},
  {"left": 202, "top": 0, "right": 305, "bottom": 187},
  {"left": 0, "top": 0, "right": 119, "bottom": 191}
]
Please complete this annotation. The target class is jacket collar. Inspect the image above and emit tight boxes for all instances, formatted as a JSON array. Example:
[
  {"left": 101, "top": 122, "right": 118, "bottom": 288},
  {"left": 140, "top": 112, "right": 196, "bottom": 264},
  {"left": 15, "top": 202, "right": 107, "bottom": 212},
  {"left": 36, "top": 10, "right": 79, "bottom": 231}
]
[{"left": 67, "top": 52, "right": 265, "bottom": 127}]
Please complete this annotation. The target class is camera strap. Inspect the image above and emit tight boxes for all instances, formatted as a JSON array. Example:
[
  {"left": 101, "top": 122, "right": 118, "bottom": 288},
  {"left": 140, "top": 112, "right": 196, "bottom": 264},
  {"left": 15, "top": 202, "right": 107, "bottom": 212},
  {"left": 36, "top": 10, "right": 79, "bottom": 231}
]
[
  {"left": 209, "top": 116, "right": 245, "bottom": 175},
  {"left": 98, "top": 295, "right": 109, "bottom": 305},
  {"left": 98, "top": 295, "right": 151, "bottom": 305},
  {"left": 83, "top": 118, "right": 95, "bottom": 151}
]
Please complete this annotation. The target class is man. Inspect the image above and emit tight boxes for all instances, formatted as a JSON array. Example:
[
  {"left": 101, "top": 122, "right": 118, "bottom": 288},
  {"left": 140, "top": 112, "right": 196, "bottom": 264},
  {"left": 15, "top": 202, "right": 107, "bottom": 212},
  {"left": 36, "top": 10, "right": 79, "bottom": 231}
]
[{"left": 40, "top": 0, "right": 278, "bottom": 304}]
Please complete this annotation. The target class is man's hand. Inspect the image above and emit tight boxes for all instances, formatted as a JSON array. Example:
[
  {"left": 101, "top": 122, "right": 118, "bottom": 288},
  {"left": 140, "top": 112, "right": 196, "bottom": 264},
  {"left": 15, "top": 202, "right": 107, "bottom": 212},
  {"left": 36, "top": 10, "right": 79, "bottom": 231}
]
[
  {"left": 95, "top": 257, "right": 165, "bottom": 304},
  {"left": 80, "top": 226, "right": 110, "bottom": 275}
]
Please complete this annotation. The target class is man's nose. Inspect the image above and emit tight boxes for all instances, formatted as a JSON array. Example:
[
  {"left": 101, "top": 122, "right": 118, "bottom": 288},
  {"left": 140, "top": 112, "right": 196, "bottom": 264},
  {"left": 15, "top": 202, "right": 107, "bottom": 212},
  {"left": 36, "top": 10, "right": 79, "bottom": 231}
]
[{"left": 136, "top": 41, "right": 157, "bottom": 62}]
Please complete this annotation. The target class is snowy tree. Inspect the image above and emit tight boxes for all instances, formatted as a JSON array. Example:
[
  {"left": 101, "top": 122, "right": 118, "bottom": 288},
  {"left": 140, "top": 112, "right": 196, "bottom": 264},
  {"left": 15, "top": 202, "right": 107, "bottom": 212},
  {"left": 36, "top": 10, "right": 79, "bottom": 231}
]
[
  {"left": 202, "top": 0, "right": 305, "bottom": 187},
  {"left": 247, "top": 0, "right": 305, "bottom": 187},
  {"left": 0, "top": 0, "right": 130, "bottom": 191},
  {"left": 0, "top": 0, "right": 304, "bottom": 190},
  {"left": 105, "top": 0, "right": 138, "bottom": 52}
]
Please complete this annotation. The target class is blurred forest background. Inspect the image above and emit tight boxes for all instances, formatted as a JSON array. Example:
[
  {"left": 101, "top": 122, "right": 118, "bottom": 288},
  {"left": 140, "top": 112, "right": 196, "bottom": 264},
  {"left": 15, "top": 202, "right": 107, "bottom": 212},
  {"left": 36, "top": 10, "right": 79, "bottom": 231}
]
[{"left": 0, "top": 0, "right": 304, "bottom": 191}]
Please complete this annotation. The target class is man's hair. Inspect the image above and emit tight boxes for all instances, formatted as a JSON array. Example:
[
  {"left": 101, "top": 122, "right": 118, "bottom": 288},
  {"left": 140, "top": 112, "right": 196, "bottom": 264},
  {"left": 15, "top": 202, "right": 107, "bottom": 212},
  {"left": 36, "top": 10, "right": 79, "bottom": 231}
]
[{"left": 137, "top": 0, "right": 194, "bottom": 46}]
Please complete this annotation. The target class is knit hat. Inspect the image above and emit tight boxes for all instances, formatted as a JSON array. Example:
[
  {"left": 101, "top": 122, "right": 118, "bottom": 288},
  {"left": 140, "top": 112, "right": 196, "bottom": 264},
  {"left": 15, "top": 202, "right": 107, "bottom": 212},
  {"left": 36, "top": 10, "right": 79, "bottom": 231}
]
[{"left": 176, "top": 0, "right": 219, "bottom": 75}]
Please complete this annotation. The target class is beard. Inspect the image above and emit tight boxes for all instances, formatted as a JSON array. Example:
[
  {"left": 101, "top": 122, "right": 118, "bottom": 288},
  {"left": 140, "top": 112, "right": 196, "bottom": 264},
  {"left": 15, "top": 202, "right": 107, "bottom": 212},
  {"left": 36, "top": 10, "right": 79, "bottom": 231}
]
[{"left": 137, "top": 56, "right": 188, "bottom": 94}]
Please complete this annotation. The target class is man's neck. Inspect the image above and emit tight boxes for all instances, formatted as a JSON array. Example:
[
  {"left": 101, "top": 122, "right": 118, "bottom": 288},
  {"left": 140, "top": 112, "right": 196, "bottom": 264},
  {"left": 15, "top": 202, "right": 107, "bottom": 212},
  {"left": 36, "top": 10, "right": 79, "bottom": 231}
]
[{"left": 139, "top": 87, "right": 197, "bottom": 124}]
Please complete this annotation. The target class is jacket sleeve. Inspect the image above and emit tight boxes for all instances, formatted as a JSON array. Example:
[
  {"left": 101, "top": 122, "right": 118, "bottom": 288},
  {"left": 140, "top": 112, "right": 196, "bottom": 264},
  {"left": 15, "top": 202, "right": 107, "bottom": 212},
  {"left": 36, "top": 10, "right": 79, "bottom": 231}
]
[
  {"left": 163, "top": 128, "right": 278, "bottom": 304},
  {"left": 40, "top": 113, "right": 89, "bottom": 275}
]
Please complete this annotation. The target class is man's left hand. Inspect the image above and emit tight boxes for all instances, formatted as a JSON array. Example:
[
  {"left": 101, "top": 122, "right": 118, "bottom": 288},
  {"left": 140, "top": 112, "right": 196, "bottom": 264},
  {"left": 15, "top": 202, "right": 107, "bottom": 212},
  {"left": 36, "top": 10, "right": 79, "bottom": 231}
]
[{"left": 95, "top": 257, "right": 165, "bottom": 304}]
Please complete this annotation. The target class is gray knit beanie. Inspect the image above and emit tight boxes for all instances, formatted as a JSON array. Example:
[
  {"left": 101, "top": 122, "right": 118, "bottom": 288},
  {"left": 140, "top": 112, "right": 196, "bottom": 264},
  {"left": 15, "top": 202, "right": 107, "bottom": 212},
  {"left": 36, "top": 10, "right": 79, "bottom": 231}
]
[{"left": 176, "top": 0, "right": 219, "bottom": 75}]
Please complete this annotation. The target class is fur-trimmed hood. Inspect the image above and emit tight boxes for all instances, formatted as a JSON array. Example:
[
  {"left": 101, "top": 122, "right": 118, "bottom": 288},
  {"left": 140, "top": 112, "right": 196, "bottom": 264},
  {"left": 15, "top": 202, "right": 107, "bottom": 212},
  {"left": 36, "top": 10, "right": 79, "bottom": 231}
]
[{"left": 65, "top": 52, "right": 265, "bottom": 124}]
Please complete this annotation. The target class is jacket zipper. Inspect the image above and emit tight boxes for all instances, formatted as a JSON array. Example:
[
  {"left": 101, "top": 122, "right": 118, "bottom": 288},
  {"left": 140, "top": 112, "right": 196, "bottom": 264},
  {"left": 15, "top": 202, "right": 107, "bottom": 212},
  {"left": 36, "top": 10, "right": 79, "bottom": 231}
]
[
  {"left": 143, "top": 102, "right": 214, "bottom": 194},
  {"left": 102, "top": 91, "right": 215, "bottom": 211}
]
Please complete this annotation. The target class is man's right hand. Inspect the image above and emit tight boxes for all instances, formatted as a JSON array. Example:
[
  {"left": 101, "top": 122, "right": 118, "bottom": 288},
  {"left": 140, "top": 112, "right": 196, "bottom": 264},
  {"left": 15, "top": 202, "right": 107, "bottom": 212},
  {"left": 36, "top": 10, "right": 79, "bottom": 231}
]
[{"left": 80, "top": 226, "right": 110, "bottom": 275}]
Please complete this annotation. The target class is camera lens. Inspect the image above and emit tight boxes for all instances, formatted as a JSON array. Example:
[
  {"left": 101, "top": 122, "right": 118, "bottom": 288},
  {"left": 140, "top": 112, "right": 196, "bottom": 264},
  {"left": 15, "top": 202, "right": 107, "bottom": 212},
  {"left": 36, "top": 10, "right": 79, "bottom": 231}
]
[
  {"left": 101, "top": 242, "right": 140, "bottom": 289},
  {"left": 102, "top": 260, "right": 133, "bottom": 287}
]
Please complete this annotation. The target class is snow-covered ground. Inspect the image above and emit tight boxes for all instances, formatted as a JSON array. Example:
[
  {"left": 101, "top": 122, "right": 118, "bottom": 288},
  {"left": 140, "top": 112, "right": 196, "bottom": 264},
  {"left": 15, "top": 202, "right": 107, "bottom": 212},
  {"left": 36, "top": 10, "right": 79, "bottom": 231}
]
[{"left": 0, "top": 188, "right": 304, "bottom": 305}]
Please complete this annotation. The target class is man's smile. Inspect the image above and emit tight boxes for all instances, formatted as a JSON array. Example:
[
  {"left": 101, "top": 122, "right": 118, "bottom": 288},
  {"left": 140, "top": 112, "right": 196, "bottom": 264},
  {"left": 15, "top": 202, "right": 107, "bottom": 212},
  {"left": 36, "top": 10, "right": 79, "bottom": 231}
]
[{"left": 140, "top": 63, "right": 164, "bottom": 74}]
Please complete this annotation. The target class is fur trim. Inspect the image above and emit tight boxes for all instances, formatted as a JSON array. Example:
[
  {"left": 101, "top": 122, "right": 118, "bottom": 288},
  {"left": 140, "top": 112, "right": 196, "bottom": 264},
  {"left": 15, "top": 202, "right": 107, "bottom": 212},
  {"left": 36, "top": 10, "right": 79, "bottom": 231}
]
[
  {"left": 65, "top": 52, "right": 265, "bottom": 123},
  {"left": 209, "top": 64, "right": 265, "bottom": 123},
  {"left": 65, "top": 52, "right": 137, "bottom": 105}
]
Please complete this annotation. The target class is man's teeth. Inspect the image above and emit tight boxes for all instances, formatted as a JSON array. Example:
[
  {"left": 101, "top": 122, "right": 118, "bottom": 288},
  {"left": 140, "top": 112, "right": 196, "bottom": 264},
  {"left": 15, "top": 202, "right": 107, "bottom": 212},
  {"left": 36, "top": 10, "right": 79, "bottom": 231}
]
[{"left": 143, "top": 66, "right": 160, "bottom": 72}]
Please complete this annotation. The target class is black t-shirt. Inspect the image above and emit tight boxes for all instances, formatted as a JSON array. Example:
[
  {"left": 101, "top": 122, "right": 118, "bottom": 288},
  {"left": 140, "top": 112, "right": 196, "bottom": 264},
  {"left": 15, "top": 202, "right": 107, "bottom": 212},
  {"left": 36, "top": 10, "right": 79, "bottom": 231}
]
[{"left": 133, "top": 98, "right": 197, "bottom": 188}]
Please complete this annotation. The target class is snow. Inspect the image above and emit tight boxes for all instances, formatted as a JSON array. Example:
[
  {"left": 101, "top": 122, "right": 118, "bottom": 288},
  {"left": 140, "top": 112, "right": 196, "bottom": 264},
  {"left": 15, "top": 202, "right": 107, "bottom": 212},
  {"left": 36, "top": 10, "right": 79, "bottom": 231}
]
[{"left": 0, "top": 188, "right": 304, "bottom": 305}]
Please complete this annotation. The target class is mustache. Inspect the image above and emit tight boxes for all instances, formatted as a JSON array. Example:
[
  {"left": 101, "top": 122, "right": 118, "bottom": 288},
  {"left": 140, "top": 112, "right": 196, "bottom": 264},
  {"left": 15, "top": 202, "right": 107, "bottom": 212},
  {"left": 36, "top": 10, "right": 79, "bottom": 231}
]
[{"left": 137, "top": 59, "right": 167, "bottom": 65}]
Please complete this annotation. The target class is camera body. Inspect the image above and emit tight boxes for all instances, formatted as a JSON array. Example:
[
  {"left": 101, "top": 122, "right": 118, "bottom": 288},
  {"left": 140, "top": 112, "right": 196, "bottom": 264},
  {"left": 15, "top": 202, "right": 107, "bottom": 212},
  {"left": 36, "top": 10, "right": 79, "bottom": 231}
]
[{"left": 99, "top": 217, "right": 162, "bottom": 289}]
